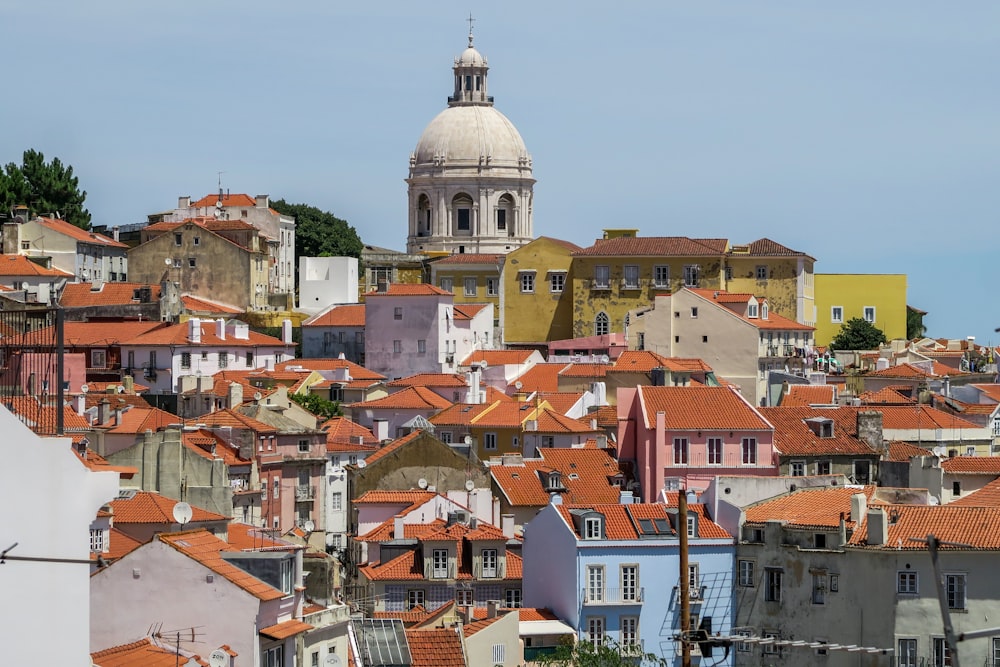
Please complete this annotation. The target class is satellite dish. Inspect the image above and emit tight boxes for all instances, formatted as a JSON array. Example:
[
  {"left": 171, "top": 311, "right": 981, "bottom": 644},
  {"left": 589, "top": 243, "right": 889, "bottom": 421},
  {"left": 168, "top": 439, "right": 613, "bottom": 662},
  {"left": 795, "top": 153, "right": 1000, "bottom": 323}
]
[
  {"left": 464, "top": 435, "right": 473, "bottom": 446},
  {"left": 117, "top": 385, "right": 125, "bottom": 394},
  {"left": 465, "top": 480, "right": 475, "bottom": 491},
  {"left": 932, "top": 446, "right": 947, "bottom": 457},
  {"left": 209, "top": 650, "right": 229, "bottom": 667},
  {"left": 514, "top": 381, "right": 523, "bottom": 390},
  {"left": 164, "top": 257, "right": 172, "bottom": 266},
  {"left": 357, "top": 460, "right": 367, "bottom": 469},
  {"left": 80, "top": 384, "right": 89, "bottom": 394},
  {"left": 325, "top": 655, "right": 343, "bottom": 667},
  {"left": 417, "top": 478, "right": 428, "bottom": 489},
  {"left": 600, "top": 354, "right": 610, "bottom": 364},
  {"left": 253, "top": 392, "right": 262, "bottom": 401},
  {"left": 478, "top": 360, "right": 488, "bottom": 370},
  {"left": 303, "top": 519, "right": 315, "bottom": 533},
  {"left": 172, "top": 501, "right": 193, "bottom": 526}
]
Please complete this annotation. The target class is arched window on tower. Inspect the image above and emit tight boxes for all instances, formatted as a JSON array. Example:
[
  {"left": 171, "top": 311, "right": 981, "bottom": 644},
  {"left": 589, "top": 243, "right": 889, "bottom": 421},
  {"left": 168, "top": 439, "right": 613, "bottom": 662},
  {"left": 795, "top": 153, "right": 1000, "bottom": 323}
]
[
  {"left": 418, "top": 194, "right": 432, "bottom": 236},
  {"left": 496, "top": 194, "right": 514, "bottom": 235},
  {"left": 595, "top": 312, "right": 610, "bottom": 336},
  {"left": 452, "top": 194, "right": 473, "bottom": 235}
]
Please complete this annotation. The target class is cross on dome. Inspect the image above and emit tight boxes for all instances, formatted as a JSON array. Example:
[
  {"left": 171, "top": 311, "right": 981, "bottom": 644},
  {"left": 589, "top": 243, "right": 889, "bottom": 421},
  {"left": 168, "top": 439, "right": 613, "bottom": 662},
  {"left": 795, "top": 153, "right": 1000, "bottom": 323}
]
[{"left": 467, "top": 13, "right": 475, "bottom": 47}]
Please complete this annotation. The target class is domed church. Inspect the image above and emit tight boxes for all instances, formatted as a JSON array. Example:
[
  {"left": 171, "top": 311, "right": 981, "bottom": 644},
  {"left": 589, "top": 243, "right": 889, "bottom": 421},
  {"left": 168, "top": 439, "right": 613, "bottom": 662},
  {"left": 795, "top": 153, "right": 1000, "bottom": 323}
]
[{"left": 406, "top": 28, "right": 535, "bottom": 255}]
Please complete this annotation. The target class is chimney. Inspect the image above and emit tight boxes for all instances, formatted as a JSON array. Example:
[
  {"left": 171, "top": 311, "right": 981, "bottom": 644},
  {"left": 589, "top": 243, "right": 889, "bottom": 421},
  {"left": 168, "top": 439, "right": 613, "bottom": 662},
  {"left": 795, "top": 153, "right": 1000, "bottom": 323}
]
[
  {"left": 74, "top": 393, "right": 86, "bottom": 415},
  {"left": 839, "top": 512, "right": 847, "bottom": 546},
  {"left": 188, "top": 317, "right": 201, "bottom": 343},
  {"left": 850, "top": 493, "right": 867, "bottom": 524},
  {"left": 501, "top": 514, "right": 515, "bottom": 539},
  {"left": 866, "top": 507, "right": 887, "bottom": 546},
  {"left": 393, "top": 515, "right": 405, "bottom": 540},
  {"left": 255, "top": 194, "right": 269, "bottom": 209},
  {"left": 178, "top": 196, "right": 191, "bottom": 209},
  {"left": 487, "top": 600, "right": 500, "bottom": 618},
  {"left": 372, "top": 419, "right": 389, "bottom": 442},
  {"left": 281, "top": 319, "right": 293, "bottom": 345},
  {"left": 227, "top": 381, "right": 243, "bottom": 409},
  {"left": 619, "top": 489, "right": 634, "bottom": 504},
  {"left": 113, "top": 407, "right": 122, "bottom": 426},
  {"left": 122, "top": 375, "right": 134, "bottom": 394},
  {"left": 98, "top": 399, "right": 111, "bottom": 426},
  {"left": 856, "top": 410, "right": 884, "bottom": 453},
  {"left": 112, "top": 226, "right": 120, "bottom": 242},
  {"left": 216, "top": 318, "right": 226, "bottom": 340}
]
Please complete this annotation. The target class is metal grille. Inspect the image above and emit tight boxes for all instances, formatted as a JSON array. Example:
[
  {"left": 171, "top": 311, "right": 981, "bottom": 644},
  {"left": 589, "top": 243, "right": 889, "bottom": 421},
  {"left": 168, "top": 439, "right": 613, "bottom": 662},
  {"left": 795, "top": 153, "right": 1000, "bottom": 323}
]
[{"left": 0, "top": 305, "right": 65, "bottom": 434}]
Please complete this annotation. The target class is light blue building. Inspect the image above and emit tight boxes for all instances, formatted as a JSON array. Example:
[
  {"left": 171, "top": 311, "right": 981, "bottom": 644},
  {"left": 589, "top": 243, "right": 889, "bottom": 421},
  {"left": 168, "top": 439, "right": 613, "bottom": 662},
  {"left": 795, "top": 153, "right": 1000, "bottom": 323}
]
[{"left": 523, "top": 496, "right": 735, "bottom": 665}]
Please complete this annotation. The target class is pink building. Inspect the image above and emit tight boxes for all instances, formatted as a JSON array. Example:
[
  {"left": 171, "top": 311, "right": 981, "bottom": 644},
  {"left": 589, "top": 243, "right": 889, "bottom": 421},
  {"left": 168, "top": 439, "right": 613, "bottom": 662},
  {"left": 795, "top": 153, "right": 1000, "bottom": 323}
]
[{"left": 618, "top": 385, "right": 778, "bottom": 501}]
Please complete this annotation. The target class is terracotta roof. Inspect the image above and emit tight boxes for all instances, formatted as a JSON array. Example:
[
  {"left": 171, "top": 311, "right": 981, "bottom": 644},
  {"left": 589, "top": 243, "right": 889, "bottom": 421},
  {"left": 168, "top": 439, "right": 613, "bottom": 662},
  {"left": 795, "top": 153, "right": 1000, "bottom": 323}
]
[
  {"left": 405, "top": 627, "right": 467, "bottom": 667},
  {"left": 433, "top": 253, "right": 503, "bottom": 265},
  {"left": 99, "top": 406, "right": 179, "bottom": 434},
  {"left": 355, "top": 490, "right": 439, "bottom": 506},
  {"left": 182, "top": 429, "right": 249, "bottom": 466},
  {"left": 357, "top": 430, "right": 425, "bottom": 467},
  {"left": 859, "top": 386, "right": 916, "bottom": 405},
  {"left": 372, "top": 604, "right": 441, "bottom": 625},
  {"left": 82, "top": 381, "right": 150, "bottom": 395},
  {"left": 358, "top": 518, "right": 448, "bottom": 544},
  {"left": 687, "top": 289, "right": 814, "bottom": 331},
  {"left": 180, "top": 294, "right": 243, "bottom": 315},
  {"left": 745, "top": 486, "right": 879, "bottom": 530},
  {"left": 388, "top": 373, "right": 467, "bottom": 389},
  {"left": 612, "top": 350, "right": 674, "bottom": 373},
  {"left": 558, "top": 363, "right": 613, "bottom": 379},
  {"left": 779, "top": 385, "right": 836, "bottom": 407},
  {"left": 158, "top": 529, "right": 285, "bottom": 600},
  {"left": 532, "top": 392, "right": 583, "bottom": 415},
  {"left": 362, "top": 536, "right": 522, "bottom": 583},
  {"left": 461, "top": 349, "right": 538, "bottom": 366},
  {"left": 663, "top": 358, "right": 714, "bottom": 373},
  {"left": 91, "top": 637, "right": 209, "bottom": 667},
  {"left": 197, "top": 408, "right": 278, "bottom": 434},
  {"left": 572, "top": 236, "right": 729, "bottom": 257},
  {"left": 121, "top": 321, "right": 287, "bottom": 347},
  {"left": 302, "top": 304, "right": 366, "bottom": 327},
  {"left": 60, "top": 282, "right": 161, "bottom": 307},
  {"left": 453, "top": 303, "right": 490, "bottom": 320},
  {"left": 347, "top": 386, "right": 453, "bottom": 411},
  {"left": 941, "top": 456, "right": 1000, "bottom": 474},
  {"left": 582, "top": 405, "right": 619, "bottom": 429},
  {"left": 429, "top": 402, "right": 495, "bottom": 427},
  {"left": 534, "top": 236, "right": 583, "bottom": 252},
  {"left": 5, "top": 397, "right": 90, "bottom": 434},
  {"left": 102, "top": 527, "right": 144, "bottom": 561},
  {"left": 462, "top": 615, "right": 505, "bottom": 637},
  {"left": 950, "top": 478, "right": 1000, "bottom": 507},
  {"left": 556, "top": 502, "right": 730, "bottom": 540},
  {"left": 189, "top": 193, "right": 257, "bottom": 208},
  {"left": 518, "top": 607, "right": 561, "bottom": 622},
  {"left": 366, "top": 283, "right": 452, "bottom": 297},
  {"left": 490, "top": 448, "right": 622, "bottom": 507},
  {"left": 850, "top": 505, "right": 1000, "bottom": 550},
  {"left": 535, "top": 409, "right": 598, "bottom": 434},
  {"left": 759, "top": 407, "right": 877, "bottom": 457},
  {"left": 5, "top": 320, "right": 166, "bottom": 347},
  {"left": 109, "top": 490, "right": 228, "bottom": 524},
  {"left": 886, "top": 441, "right": 932, "bottom": 462},
  {"left": 0, "top": 253, "right": 73, "bottom": 277},
  {"left": 75, "top": 447, "right": 138, "bottom": 477},
  {"left": 972, "top": 384, "right": 1000, "bottom": 402},
  {"left": 225, "top": 523, "right": 289, "bottom": 551},
  {"left": 277, "top": 359, "right": 384, "bottom": 381},
  {"left": 742, "top": 237, "right": 810, "bottom": 258},
  {"left": 638, "top": 385, "right": 772, "bottom": 431},
  {"left": 323, "top": 416, "right": 378, "bottom": 450},
  {"left": 260, "top": 619, "right": 313, "bottom": 640},
  {"left": 509, "top": 364, "right": 566, "bottom": 393}
]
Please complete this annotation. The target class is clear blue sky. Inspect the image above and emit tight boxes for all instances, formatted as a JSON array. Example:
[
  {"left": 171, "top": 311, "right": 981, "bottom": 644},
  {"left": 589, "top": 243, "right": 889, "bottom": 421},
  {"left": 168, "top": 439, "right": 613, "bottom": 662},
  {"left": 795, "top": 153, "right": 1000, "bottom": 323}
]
[{"left": 5, "top": 2, "right": 999, "bottom": 345}]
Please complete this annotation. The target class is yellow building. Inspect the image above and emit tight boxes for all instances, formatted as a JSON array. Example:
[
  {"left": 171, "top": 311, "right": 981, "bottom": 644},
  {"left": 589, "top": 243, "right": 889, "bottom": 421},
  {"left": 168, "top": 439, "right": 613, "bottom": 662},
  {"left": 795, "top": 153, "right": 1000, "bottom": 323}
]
[
  {"left": 814, "top": 273, "right": 907, "bottom": 346},
  {"left": 429, "top": 254, "right": 502, "bottom": 327},
  {"left": 501, "top": 237, "right": 581, "bottom": 348},
  {"left": 723, "top": 238, "right": 815, "bottom": 326},
  {"left": 358, "top": 245, "right": 427, "bottom": 300}
]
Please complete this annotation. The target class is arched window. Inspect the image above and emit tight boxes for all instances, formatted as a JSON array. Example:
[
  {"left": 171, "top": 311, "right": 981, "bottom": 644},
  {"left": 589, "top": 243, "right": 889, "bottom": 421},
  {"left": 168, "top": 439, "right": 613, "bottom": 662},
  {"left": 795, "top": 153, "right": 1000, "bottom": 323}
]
[
  {"left": 595, "top": 312, "right": 610, "bottom": 336},
  {"left": 496, "top": 193, "right": 514, "bottom": 235},
  {"left": 452, "top": 194, "right": 473, "bottom": 234},
  {"left": 417, "top": 194, "right": 431, "bottom": 236}
]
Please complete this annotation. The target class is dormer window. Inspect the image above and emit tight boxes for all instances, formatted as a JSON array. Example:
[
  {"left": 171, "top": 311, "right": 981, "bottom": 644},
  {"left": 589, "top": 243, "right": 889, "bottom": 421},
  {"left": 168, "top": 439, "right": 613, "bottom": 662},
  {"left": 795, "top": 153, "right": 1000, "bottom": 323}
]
[
  {"left": 761, "top": 302, "right": 769, "bottom": 319},
  {"left": 585, "top": 516, "right": 603, "bottom": 540},
  {"left": 687, "top": 513, "right": 698, "bottom": 538},
  {"left": 748, "top": 303, "right": 759, "bottom": 318},
  {"left": 542, "top": 470, "right": 566, "bottom": 492}
]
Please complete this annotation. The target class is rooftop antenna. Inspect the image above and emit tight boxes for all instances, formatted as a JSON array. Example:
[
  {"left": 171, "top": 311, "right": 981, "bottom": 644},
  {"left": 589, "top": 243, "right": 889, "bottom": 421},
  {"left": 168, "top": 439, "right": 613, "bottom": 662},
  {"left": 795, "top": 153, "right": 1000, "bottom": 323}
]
[{"left": 466, "top": 13, "right": 475, "bottom": 47}]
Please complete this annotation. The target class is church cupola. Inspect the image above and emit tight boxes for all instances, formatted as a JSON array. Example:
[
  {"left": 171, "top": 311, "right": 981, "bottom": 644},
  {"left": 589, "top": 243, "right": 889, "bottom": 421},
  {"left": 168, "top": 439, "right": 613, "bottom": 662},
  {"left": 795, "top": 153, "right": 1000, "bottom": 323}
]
[{"left": 449, "top": 27, "right": 491, "bottom": 107}]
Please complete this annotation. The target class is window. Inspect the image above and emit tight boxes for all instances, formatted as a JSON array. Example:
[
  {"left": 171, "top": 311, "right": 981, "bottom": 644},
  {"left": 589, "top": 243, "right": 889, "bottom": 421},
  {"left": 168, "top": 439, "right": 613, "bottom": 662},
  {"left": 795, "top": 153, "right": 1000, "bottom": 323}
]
[
  {"left": 174, "top": 233, "right": 182, "bottom": 246},
  {"left": 687, "top": 515, "right": 697, "bottom": 538},
  {"left": 688, "top": 563, "right": 700, "bottom": 598},
  {"left": 329, "top": 385, "right": 344, "bottom": 402},
  {"left": 623, "top": 265, "right": 639, "bottom": 289},
  {"left": 814, "top": 533, "right": 827, "bottom": 549},
  {"left": 586, "top": 565, "right": 604, "bottom": 602},
  {"left": 273, "top": 478, "right": 280, "bottom": 499},
  {"left": 297, "top": 439, "right": 310, "bottom": 454},
  {"left": 946, "top": 574, "right": 966, "bottom": 609},
  {"left": 620, "top": 616, "right": 639, "bottom": 648},
  {"left": 91, "top": 350, "right": 107, "bottom": 368},
  {"left": 673, "top": 438, "right": 688, "bottom": 465},
  {"left": 90, "top": 529, "right": 105, "bottom": 553},
  {"left": 898, "top": 571, "right": 918, "bottom": 594},
  {"left": 464, "top": 277, "right": 477, "bottom": 296},
  {"left": 311, "top": 651, "right": 319, "bottom": 667},
  {"left": 738, "top": 559, "right": 754, "bottom": 587},
  {"left": 830, "top": 574, "right": 839, "bottom": 592},
  {"left": 486, "top": 277, "right": 498, "bottom": 296},
  {"left": 653, "top": 265, "right": 669, "bottom": 288},
  {"left": 736, "top": 630, "right": 751, "bottom": 653},
  {"left": 683, "top": 264, "right": 700, "bottom": 287},
  {"left": 519, "top": 271, "right": 535, "bottom": 293},
  {"left": 993, "top": 638, "right": 1000, "bottom": 667},
  {"left": 505, "top": 588, "right": 522, "bottom": 607},
  {"left": 456, "top": 589, "right": 473, "bottom": 606},
  {"left": 188, "top": 257, "right": 196, "bottom": 268},
  {"left": 393, "top": 340, "right": 402, "bottom": 354},
  {"left": 593, "top": 265, "right": 610, "bottom": 289},
  {"left": 550, "top": 272, "right": 565, "bottom": 293},
  {"left": 761, "top": 302, "right": 769, "bottom": 319},
  {"left": 584, "top": 516, "right": 603, "bottom": 539},
  {"left": 394, "top": 306, "right": 403, "bottom": 320},
  {"left": 741, "top": 437, "right": 757, "bottom": 464},
  {"left": 790, "top": 461, "right": 805, "bottom": 476},
  {"left": 587, "top": 617, "right": 605, "bottom": 646},
  {"left": 933, "top": 638, "right": 952, "bottom": 667},
  {"left": 280, "top": 557, "right": 293, "bottom": 593},
  {"left": 748, "top": 303, "right": 759, "bottom": 318},
  {"left": 756, "top": 265, "right": 768, "bottom": 281},
  {"left": 690, "top": 307, "right": 698, "bottom": 318},
  {"left": 763, "top": 631, "right": 780, "bottom": 655},
  {"left": 457, "top": 208, "right": 470, "bottom": 231},
  {"left": 172, "top": 258, "right": 182, "bottom": 268},
  {"left": 263, "top": 645, "right": 284, "bottom": 667},
  {"left": 496, "top": 208, "right": 506, "bottom": 230},
  {"left": 707, "top": 438, "right": 722, "bottom": 465},
  {"left": 831, "top": 306, "right": 843, "bottom": 324},
  {"left": 332, "top": 492, "right": 343, "bottom": 511},
  {"left": 898, "top": 639, "right": 918, "bottom": 667},
  {"left": 218, "top": 352, "right": 228, "bottom": 368},
  {"left": 417, "top": 339, "right": 426, "bottom": 355},
  {"left": 482, "top": 549, "right": 498, "bottom": 578},
  {"left": 864, "top": 306, "right": 876, "bottom": 323},
  {"left": 432, "top": 549, "right": 448, "bottom": 578},
  {"left": 355, "top": 331, "right": 364, "bottom": 345},
  {"left": 440, "top": 277, "right": 453, "bottom": 293},
  {"left": 621, "top": 565, "right": 638, "bottom": 601},
  {"left": 812, "top": 572, "right": 827, "bottom": 604},
  {"left": 439, "top": 431, "right": 453, "bottom": 444},
  {"left": 20, "top": 241, "right": 29, "bottom": 250},
  {"left": 816, "top": 460, "right": 831, "bottom": 475},
  {"left": 595, "top": 312, "right": 609, "bottom": 336},
  {"left": 484, "top": 432, "right": 497, "bottom": 451},
  {"left": 241, "top": 352, "right": 251, "bottom": 367},
  {"left": 765, "top": 568, "right": 782, "bottom": 602},
  {"left": 407, "top": 589, "right": 425, "bottom": 609}
]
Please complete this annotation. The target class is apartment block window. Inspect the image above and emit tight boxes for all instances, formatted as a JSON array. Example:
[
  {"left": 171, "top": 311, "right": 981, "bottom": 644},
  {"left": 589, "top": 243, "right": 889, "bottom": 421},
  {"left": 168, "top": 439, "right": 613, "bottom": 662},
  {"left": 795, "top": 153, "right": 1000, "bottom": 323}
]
[
  {"left": 595, "top": 312, "right": 609, "bottom": 336},
  {"left": 273, "top": 477, "right": 280, "bottom": 499},
  {"left": 246, "top": 351, "right": 253, "bottom": 367},
  {"left": 90, "top": 529, "right": 105, "bottom": 553},
  {"left": 688, "top": 563, "right": 700, "bottom": 597},
  {"left": 812, "top": 572, "right": 828, "bottom": 604},
  {"left": 407, "top": 589, "right": 425, "bottom": 610},
  {"left": 593, "top": 265, "right": 610, "bottom": 289},
  {"left": 417, "top": 339, "right": 426, "bottom": 355},
  {"left": 621, "top": 565, "right": 638, "bottom": 601},
  {"left": 622, "top": 265, "right": 640, "bottom": 289},
  {"left": 484, "top": 432, "right": 497, "bottom": 451},
  {"left": 790, "top": 461, "right": 805, "bottom": 476},
  {"left": 464, "top": 277, "right": 477, "bottom": 296},
  {"left": 946, "top": 573, "right": 966, "bottom": 610},
  {"left": 394, "top": 306, "right": 403, "bottom": 320},
  {"left": 519, "top": 271, "right": 535, "bottom": 293},
  {"left": 91, "top": 350, "right": 107, "bottom": 368},
  {"left": 550, "top": 272, "right": 565, "bottom": 293},
  {"left": 174, "top": 233, "right": 182, "bottom": 246},
  {"left": 653, "top": 265, "right": 670, "bottom": 288},
  {"left": 763, "top": 631, "right": 781, "bottom": 656},
  {"left": 355, "top": 331, "right": 364, "bottom": 345},
  {"left": 816, "top": 460, "right": 831, "bottom": 475},
  {"left": 864, "top": 306, "right": 876, "bottom": 323},
  {"left": 621, "top": 616, "right": 639, "bottom": 648},
  {"left": 263, "top": 646, "right": 284, "bottom": 667},
  {"left": 933, "top": 638, "right": 952, "bottom": 667},
  {"left": 831, "top": 306, "right": 843, "bottom": 324},
  {"left": 898, "top": 639, "right": 918, "bottom": 667},
  {"left": 432, "top": 549, "right": 448, "bottom": 578},
  {"left": 738, "top": 559, "right": 755, "bottom": 587},
  {"left": 764, "top": 568, "right": 783, "bottom": 602},
  {"left": 584, "top": 516, "right": 603, "bottom": 540},
  {"left": 482, "top": 549, "right": 498, "bottom": 578},
  {"left": 741, "top": 437, "right": 757, "bottom": 464},
  {"left": 188, "top": 257, "right": 196, "bottom": 268},
  {"left": 587, "top": 565, "right": 604, "bottom": 603},
  {"left": 683, "top": 264, "right": 700, "bottom": 287},
  {"left": 673, "top": 438, "right": 689, "bottom": 465},
  {"left": 218, "top": 352, "right": 228, "bottom": 368},
  {"left": 992, "top": 638, "right": 1000, "bottom": 667},
  {"left": 393, "top": 340, "right": 402, "bottom": 354},
  {"left": 898, "top": 571, "right": 918, "bottom": 594},
  {"left": 736, "top": 630, "right": 752, "bottom": 653},
  {"left": 707, "top": 438, "right": 722, "bottom": 465},
  {"left": 332, "top": 492, "right": 343, "bottom": 511},
  {"left": 587, "top": 617, "right": 605, "bottom": 646},
  {"left": 505, "top": 588, "right": 522, "bottom": 607},
  {"left": 690, "top": 307, "right": 698, "bottom": 318},
  {"left": 756, "top": 265, "right": 768, "bottom": 281},
  {"left": 172, "top": 258, "right": 182, "bottom": 268},
  {"left": 456, "top": 589, "right": 473, "bottom": 606},
  {"left": 486, "top": 277, "right": 498, "bottom": 296},
  {"left": 440, "top": 277, "right": 453, "bottom": 293}
]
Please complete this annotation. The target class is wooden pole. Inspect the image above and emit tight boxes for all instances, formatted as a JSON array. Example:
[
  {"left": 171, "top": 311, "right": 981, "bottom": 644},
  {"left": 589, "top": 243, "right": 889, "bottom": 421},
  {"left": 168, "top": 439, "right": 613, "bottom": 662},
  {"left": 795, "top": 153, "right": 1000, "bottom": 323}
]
[{"left": 679, "top": 489, "right": 691, "bottom": 667}]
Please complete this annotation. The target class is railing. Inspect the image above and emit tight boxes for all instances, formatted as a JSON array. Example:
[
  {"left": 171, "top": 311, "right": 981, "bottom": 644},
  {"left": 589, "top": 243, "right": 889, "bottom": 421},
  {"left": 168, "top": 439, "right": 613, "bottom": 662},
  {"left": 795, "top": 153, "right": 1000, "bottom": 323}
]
[
  {"left": 581, "top": 587, "right": 644, "bottom": 604},
  {"left": 295, "top": 485, "right": 315, "bottom": 501},
  {"left": 0, "top": 304, "right": 66, "bottom": 434}
]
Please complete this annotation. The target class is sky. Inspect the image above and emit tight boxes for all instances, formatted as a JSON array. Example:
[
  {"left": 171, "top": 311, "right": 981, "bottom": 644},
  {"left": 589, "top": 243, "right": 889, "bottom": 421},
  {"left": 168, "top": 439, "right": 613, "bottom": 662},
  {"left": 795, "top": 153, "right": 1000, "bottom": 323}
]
[{"left": 4, "top": 2, "right": 999, "bottom": 345}]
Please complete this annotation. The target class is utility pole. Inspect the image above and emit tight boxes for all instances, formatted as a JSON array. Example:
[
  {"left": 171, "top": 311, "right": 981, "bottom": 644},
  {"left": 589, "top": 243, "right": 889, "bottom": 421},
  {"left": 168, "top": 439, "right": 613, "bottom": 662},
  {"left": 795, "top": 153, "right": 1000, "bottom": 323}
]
[{"left": 679, "top": 489, "right": 691, "bottom": 667}]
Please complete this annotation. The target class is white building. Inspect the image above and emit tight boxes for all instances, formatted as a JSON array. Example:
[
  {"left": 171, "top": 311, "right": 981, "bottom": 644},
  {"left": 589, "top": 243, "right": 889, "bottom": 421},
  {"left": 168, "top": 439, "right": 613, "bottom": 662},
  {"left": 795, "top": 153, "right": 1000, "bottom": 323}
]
[
  {"left": 406, "top": 29, "right": 535, "bottom": 255},
  {"left": 4, "top": 216, "right": 128, "bottom": 282},
  {"left": 298, "top": 256, "right": 359, "bottom": 315}
]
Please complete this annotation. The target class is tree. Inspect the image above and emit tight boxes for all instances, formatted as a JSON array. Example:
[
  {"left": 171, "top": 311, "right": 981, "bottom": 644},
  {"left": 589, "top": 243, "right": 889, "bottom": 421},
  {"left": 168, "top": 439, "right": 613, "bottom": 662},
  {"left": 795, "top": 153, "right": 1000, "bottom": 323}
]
[
  {"left": 535, "top": 639, "right": 669, "bottom": 667},
  {"left": 289, "top": 391, "right": 342, "bottom": 420},
  {"left": 907, "top": 306, "right": 927, "bottom": 340},
  {"left": 269, "top": 199, "right": 363, "bottom": 265},
  {"left": 0, "top": 149, "right": 92, "bottom": 229},
  {"left": 830, "top": 317, "right": 888, "bottom": 351}
]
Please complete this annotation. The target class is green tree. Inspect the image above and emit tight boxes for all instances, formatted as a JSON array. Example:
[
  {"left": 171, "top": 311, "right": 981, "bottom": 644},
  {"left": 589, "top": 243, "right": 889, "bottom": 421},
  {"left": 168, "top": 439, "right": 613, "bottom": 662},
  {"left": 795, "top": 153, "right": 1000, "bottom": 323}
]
[
  {"left": 0, "top": 149, "right": 92, "bottom": 229},
  {"left": 906, "top": 306, "right": 927, "bottom": 340},
  {"left": 289, "top": 391, "right": 342, "bottom": 420},
  {"left": 270, "top": 199, "right": 363, "bottom": 264},
  {"left": 830, "top": 317, "right": 888, "bottom": 351},
  {"left": 536, "top": 639, "right": 669, "bottom": 667}
]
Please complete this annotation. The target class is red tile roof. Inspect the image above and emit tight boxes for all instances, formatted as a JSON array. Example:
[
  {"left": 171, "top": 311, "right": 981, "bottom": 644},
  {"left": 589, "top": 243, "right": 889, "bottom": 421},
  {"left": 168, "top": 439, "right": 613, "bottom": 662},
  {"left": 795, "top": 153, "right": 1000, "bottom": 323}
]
[
  {"left": 742, "top": 237, "right": 811, "bottom": 258},
  {"left": 75, "top": 448, "right": 138, "bottom": 477},
  {"left": 61, "top": 282, "right": 161, "bottom": 307},
  {"left": 197, "top": 408, "right": 278, "bottom": 434},
  {"left": 366, "top": 283, "right": 452, "bottom": 297},
  {"left": 556, "top": 502, "right": 730, "bottom": 540},
  {"left": 558, "top": 363, "right": 613, "bottom": 379},
  {"left": 5, "top": 397, "right": 90, "bottom": 434},
  {"left": 100, "top": 406, "right": 179, "bottom": 434},
  {"left": 950, "top": 477, "right": 1000, "bottom": 507},
  {"left": 858, "top": 386, "right": 916, "bottom": 405},
  {"left": 490, "top": 448, "right": 622, "bottom": 507},
  {"left": 535, "top": 409, "right": 598, "bottom": 434},
  {"left": 259, "top": 619, "right": 313, "bottom": 640},
  {"left": 532, "top": 392, "right": 584, "bottom": 415},
  {"left": 303, "top": 304, "right": 366, "bottom": 327},
  {"left": 358, "top": 430, "right": 425, "bottom": 467},
  {"left": 35, "top": 216, "right": 127, "bottom": 247},
  {"left": 121, "top": 321, "right": 286, "bottom": 347},
  {"left": 850, "top": 505, "right": 1000, "bottom": 550},
  {"left": 388, "top": 373, "right": 468, "bottom": 388},
  {"left": 779, "top": 385, "right": 836, "bottom": 407},
  {"left": 509, "top": 364, "right": 566, "bottom": 393},
  {"left": 355, "top": 490, "right": 439, "bottom": 506},
  {"left": 429, "top": 402, "right": 495, "bottom": 428},
  {"left": 347, "top": 386, "right": 453, "bottom": 411},
  {"left": 461, "top": 349, "right": 538, "bottom": 366},
  {"left": 102, "top": 527, "right": 144, "bottom": 561},
  {"left": 5, "top": 320, "right": 167, "bottom": 347},
  {"left": 189, "top": 193, "right": 257, "bottom": 208},
  {"left": 180, "top": 294, "right": 243, "bottom": 315},
  {"left": 323, "top": 416, "right": 378, "bottom": 450},
  {"left": 225, "top": 523, "right": 289, "bottom": 551},
  {"left": 277, "top": 358, "right": 385, "bottom": 381},
  {"left": 182, "top": 429, "right": 249, "bottom": 466},
  {"left": 612, "top": 350, "right": 674, "bottom": 373},
  {"left": 405, "top": 627, "right": 467, "bottom": 667},
  {"left": 886, "top": 441, "right": 932, "bottom": 462},
  {"left": 745, "top": 486, "right": 879, "bottom": 530},
  {"left": 572, "top": 237, "right": 729, "bottom": 257},
  {"left": 109, "top": 491, "right": 229, "bottom": 524},
  {"left": 759, "top": 407, "right": 877, "bottom": 457},
  {"left": 158, "top": 529, "right": 285, "bottom": 600},
  {"left": 0, "top": 253, "right": 73, "bottom": 277},
  {"left": 941, "top": 456, "right": 1000, "bottom": 474},
  {"left": 972, "top": 384, "right": 1000, "bottom": 402},
  {"left": 362, "top": 537, "right": 523, "bottom": 583},
  {"left": 638, "top": 385, "right": 772, "bottom": 430},
  {"left": 91, "top": 637, "right": 209, "bottom": 667},
  {"left": 453, "top": 303, "right": 490, "bottom": 320},
  {"left": 433, "top": 253, "right": 503, "bottom": 265}
]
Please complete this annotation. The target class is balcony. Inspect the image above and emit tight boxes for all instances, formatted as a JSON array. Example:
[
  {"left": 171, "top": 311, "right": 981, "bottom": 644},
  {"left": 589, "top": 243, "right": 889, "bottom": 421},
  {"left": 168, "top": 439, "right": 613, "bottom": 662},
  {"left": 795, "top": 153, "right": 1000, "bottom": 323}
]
[
  {"left": 581, "top": 587, "right": 644, "bottom": 605},
  {"left": 589, "top": 279, "right": 611, "bottom": 291},
  {"left": 295, "top": 485, "right": 316, "bottom": 501}
]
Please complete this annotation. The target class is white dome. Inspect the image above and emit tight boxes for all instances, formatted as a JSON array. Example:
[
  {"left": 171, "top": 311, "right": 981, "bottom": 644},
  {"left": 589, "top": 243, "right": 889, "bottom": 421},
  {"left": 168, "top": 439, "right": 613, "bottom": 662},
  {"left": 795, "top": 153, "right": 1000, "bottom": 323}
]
[
  {"left": 413, "top": 105, "right": 529, "bottom": 168},
  {"left": 457, "top": 46, "right": 486, "bottom": 67}
]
